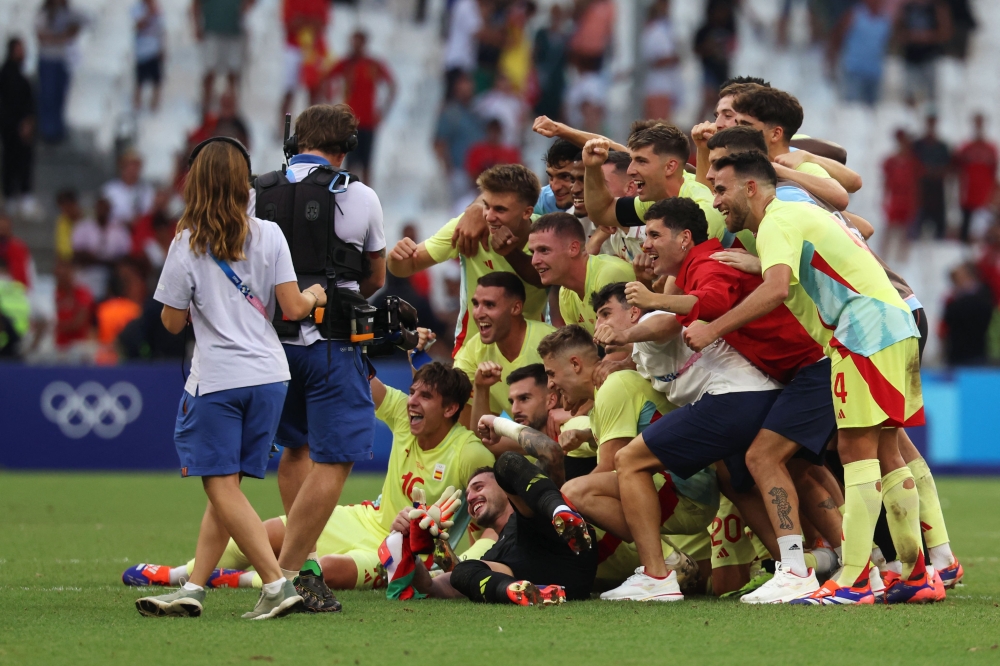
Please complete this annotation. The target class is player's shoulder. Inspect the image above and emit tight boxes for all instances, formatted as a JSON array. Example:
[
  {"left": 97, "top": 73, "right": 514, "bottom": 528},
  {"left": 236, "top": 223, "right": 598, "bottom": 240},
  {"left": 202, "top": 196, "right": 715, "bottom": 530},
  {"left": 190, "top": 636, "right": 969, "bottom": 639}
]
[
  {"left": 597, "top": 369, "right": 641, "bottom": 398},
  {"left": 795, "top": 161, "right": 831, "bottom": 179},
  {"left": 526, "top": 319, "right": 557, "bottom": 338}
]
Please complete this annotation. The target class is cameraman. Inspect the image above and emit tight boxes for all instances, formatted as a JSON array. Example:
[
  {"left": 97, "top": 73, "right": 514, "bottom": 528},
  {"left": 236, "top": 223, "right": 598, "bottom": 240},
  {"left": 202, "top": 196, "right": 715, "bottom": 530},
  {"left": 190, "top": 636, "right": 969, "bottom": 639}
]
[{"left": 250, "top": 104, "right": 386, "bottom": 612}]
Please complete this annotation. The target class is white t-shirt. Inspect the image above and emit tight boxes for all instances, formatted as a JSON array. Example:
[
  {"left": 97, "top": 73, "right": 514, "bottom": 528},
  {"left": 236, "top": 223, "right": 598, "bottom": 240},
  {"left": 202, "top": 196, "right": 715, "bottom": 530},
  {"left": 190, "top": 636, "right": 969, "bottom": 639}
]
[
  {"left": 247, "top": 158, "right": 386, "bottom": 346},
  {"left": 473, "top": 91, "right": 525, "bottom": 147},
  {"left": 632, "top": 312, "right": 782, "bottom": 407},
  {"left": 102, "top": 179, "right": 155, "bottom": 228},
  {"left": 641, "top": 18, "right": 682, "bottom": 98},
  {"left": 71, "top": 218, "right": 132, "bottom": 260},
  {"left": 155, "top": 218, "right": 296, "bottom": 395},
  {"left": 444, "top": 0, "right": 483, "bottom": 72}
]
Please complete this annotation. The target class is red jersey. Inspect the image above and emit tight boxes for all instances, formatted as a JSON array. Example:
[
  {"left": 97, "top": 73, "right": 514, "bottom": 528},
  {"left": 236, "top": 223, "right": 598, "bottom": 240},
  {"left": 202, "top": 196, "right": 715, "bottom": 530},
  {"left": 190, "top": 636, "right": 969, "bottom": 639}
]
[
  {"left": 464, "top": 142, "right": 521, "bottom": 180},
  {"left": 955, "top": 139, "right": 998, "bottom": 209},
  {"left": 0, "top": 236, "right": 31, "bottom": 287},
  {"left": 55, "top": 284, "right": 94, "bottom": 347},
  {"left": 674, "top": 238, "right": 825, "bottom": 384},
  {"left": 329, "top": 56, "right": 392, "bottom": 129},
  {"left": 283, "top": 0, "right": 328, "bottom": 48},
  {"left": 882, "top": 152, "right": 922, "bottom": 226}
]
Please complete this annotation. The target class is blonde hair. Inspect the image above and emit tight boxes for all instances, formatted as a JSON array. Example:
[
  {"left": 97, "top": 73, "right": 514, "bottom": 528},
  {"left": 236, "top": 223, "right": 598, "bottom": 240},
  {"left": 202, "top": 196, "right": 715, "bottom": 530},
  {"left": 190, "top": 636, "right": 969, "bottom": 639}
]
[{"left": 177, "top": 141, "right": 251, "bottom": 262}]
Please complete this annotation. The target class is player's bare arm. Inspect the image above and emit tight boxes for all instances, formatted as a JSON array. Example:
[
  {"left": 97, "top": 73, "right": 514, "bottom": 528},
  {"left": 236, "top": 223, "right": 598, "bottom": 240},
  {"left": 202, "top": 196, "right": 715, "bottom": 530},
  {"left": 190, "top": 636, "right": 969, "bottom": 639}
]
[
  {"left": 774, "top": 150, "right": 862, "bottom": 193},
  {"left": 624, "top": 281, "right": 698, "bottom": 315},
  {"left": 360, "top": 248, "right": 387, "bottom": 297},
  {"left": 691, "top": 121, "right": 717, "bottom": 187},
  {"left": 451, "top": 195, "right": 489, "bottom": 257},
  {"left": 582, "top": 138, "right": 622, "bottom": 229},
  {"left": 533, "top": 115, "right": 628, "bottom": 153},
  {"left": 478, "top": 415, "right": 566, "bottom": 487},
  {"left": 386, "top": 237, "right": 437, "bottom": 277},
  {"left": 683, "top": 264, "right": 792, "bottom": 351},
  {"left": 772, "top": 162, "right": 849, "bottom": 211}
]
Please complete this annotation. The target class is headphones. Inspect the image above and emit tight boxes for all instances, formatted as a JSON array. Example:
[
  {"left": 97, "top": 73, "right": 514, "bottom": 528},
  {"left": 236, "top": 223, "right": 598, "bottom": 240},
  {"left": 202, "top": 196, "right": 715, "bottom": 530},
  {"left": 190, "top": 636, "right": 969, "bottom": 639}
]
[
  {"left": 282, "top": 132, "right": 358, "bottom": 161},
  {"left": 188, "top": 136, "right": 252, "bottom": 173}
]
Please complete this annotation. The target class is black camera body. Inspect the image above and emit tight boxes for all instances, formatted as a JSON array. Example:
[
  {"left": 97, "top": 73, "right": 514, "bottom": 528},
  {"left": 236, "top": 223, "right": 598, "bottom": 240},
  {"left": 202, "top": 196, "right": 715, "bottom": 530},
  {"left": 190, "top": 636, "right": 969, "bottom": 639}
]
[{"left": 364, "top": 296, "right": 420, "bottom": 357}]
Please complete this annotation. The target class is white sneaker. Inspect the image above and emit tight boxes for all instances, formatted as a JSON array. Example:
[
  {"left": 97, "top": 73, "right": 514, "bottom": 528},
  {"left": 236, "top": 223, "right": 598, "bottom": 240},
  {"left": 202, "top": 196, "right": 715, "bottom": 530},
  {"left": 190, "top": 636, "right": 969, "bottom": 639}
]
[
  {"left": 869, "top": 565, "right": 886, "bottom": 600},
  {"left": 600, "top": 567, "right": 684, "bottom": 602},
  {"left": 740, "top": 562, "right": 820, "bottom": 604}
]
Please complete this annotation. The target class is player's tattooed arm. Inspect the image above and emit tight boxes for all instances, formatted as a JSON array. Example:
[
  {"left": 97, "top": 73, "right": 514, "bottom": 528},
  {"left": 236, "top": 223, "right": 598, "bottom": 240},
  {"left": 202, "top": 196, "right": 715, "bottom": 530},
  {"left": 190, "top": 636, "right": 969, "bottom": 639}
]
[
  {"left": 768, "top": 487, "right": 794, "bottom": 531},
  {"left": 518, "top": 429, "right": 566, "bottom": 488}
]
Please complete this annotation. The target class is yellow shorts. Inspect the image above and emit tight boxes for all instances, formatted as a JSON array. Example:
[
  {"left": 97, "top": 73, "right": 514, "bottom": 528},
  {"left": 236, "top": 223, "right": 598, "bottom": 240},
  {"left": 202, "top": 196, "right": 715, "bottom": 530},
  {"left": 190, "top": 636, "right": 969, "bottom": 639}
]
[
  {"left": 709, "top": 497, "right": 756, "bottom": 568},
  {"left": 830, "top": 337, "right": 924, "bottom": 429}
]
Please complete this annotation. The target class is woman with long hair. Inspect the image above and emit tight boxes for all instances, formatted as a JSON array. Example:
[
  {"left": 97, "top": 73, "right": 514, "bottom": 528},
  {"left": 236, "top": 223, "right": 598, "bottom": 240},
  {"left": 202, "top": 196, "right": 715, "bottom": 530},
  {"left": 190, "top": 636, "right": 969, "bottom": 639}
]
[{"left": 135, "top": 139, "right": 325, "bottom": 620}]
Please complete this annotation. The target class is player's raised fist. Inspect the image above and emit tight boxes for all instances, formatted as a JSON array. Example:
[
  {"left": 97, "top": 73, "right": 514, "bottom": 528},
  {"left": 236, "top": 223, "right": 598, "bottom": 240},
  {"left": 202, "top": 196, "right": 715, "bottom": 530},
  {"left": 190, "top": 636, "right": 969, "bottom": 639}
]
[
  {"left": 583, "top": 138, "right": 611, "bottom": 167},
  {"left": 477, "top": 414, "right": 500, "bottom": 445},
  {"left": 624, "top": 280, "right": 657, "bottom": 310},
  {"left": 475, "top": 361, "right": 503, "bottom": 388},
  {"left": 532, "top": 115, "right": 560, "bottom": 138},
  {"left": 691, "top": 121, "right": 717, "bottom": 148}
]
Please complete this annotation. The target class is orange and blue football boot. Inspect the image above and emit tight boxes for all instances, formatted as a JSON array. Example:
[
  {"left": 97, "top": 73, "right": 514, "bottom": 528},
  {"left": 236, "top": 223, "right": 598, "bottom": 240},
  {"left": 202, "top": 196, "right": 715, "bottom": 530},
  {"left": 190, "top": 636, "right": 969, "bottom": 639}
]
[
  {"left": 929, "top": 570, "right": 946, "bottom": 601},
  {"left": 505, "top": 581, "right": 566, "bottom": 606},
  {"left": 789, "top": 566, "right": 875, "bottom": 605},
  {"left": 206, "top": 568, "right": 245, "bottom": 589},
  {"left": 939, "top": 558, "right": 964, "bottom": 589},
  {"left": 883, "top": 553, "right": 936, "bottom": 604},
  {"left": 122, "top": 563, "right": 172, "bottom": 587},
  {"left": 552, "top": 507, "right": 592, "bottom": 554}
]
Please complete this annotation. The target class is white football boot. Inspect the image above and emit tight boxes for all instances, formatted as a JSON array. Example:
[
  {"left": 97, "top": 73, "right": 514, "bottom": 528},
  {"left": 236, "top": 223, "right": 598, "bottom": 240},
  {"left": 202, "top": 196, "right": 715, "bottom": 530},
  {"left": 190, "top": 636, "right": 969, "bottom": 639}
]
[
  {"left": 740, "top": 562, "right": 820, "bottom": 604},
  {"left": 600, "top": 567, "right": 684, "bottom": 602}
]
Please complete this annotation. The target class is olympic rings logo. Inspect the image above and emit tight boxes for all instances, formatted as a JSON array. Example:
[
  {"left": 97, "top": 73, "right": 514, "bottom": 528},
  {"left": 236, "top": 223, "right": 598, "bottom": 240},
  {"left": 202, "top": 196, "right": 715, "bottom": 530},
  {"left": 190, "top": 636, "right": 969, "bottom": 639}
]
[{"left": 40, "top": 381, "right": 143, "bottom": 439}]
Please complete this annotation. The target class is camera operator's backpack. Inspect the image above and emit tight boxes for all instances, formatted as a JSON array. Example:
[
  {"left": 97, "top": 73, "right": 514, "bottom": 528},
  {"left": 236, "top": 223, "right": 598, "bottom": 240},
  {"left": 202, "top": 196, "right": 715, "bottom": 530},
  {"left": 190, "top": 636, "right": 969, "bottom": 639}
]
[{"left": 254, "top": 166, "right": 368, "bottom": 340}]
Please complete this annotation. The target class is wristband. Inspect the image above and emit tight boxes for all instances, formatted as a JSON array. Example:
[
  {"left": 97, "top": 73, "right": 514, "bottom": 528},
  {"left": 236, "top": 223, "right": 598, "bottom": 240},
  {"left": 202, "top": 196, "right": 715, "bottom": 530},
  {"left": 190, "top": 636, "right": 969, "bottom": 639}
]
[{"left": 492, "top": 417, "right": 526, "bottom": 441}]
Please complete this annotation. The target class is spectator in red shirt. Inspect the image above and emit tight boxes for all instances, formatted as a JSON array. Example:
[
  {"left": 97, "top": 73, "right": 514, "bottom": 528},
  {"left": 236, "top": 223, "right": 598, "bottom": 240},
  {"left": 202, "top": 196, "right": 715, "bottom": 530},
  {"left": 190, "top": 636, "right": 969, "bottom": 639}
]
[
  {"left": 954, "top": 113, "right": 998, "bottom": 242},
  {"left": 187, "top": 89, "right": 250, "bottom": 151},
  {"left": 54, "top": 258, "right": 94, "bottom": 348},
  {"left": 281, "top": 0, "right": 330, "bottom": 122},
  {"left": 464, "top": 118, "right": 521, "bottom": 181},
  {"left": 328, "top": 30, "right": 395, "bottom": 183},
  {"left": 0, "top": 210, "right": 32, "bottom": 287},
  {"left": 881, "top": 129, "right": 923, "bottom": 264}
]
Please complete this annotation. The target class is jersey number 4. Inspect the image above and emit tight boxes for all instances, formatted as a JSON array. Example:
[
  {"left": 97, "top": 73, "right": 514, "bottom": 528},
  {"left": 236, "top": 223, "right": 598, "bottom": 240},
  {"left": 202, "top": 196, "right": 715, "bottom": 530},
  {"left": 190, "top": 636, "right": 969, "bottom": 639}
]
[
  {"left": 833, "top": 372, "right": 848, "bottom": 404},
  {"left": 401, "top": 472, "right": 425, "bottom": 501}
]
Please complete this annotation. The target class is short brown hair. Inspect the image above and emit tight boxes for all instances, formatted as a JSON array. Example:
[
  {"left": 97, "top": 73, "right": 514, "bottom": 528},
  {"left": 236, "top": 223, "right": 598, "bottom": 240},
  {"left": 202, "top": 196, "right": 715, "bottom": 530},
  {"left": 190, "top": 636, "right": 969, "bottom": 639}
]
[
  {"left": 294, "top": 104, "right": 358, "bottom": 155},
  {"left": 627, "top": 121, "right": 690, "bottom": 160},
  {"left": 731, "top": 87, "right": 803, "bottom": 141},
  {"left": 529, "top": 212, "right": 585, "bottom": 243},
  {"left": 537, "top": 325, "right": 598, "bottom": 359},
  {"left": 717, "top": 82, "right": 764, "bottom": 102},
  {"left": 411, "top": 362, "right": 473, "bottom": 423},
  {"left": 477, "top": 164, "right": 541, "bottom": 207}
]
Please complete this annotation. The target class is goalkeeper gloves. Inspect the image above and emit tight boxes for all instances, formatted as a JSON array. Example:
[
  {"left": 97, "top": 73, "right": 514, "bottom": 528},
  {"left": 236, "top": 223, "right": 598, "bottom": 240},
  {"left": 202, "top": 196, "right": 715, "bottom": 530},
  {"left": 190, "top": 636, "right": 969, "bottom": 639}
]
[{"left": 408, "top": 486, "right": 464, "bottom": 554}]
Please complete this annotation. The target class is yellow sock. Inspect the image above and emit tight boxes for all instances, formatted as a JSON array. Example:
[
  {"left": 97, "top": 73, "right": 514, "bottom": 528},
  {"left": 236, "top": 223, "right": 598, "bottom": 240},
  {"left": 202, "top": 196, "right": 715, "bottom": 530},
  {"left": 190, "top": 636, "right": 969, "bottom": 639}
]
[
  {"left": 251, "top": 573, "right": 263, "bottom": 589},
  {"left": 838, "top": 459, "right": 882, "bottom": 587},
  {"left": 185, "top": 558, "right": 195, "bottom": 576},
  {"left": 804, "top": 552, "right": 817, "bottom": 570},
  {"left": 882, "top": 467, "right": 921, "bottom": 577},
  {"left": 907, "top": 457, "right": 950, "bottom": 548}
]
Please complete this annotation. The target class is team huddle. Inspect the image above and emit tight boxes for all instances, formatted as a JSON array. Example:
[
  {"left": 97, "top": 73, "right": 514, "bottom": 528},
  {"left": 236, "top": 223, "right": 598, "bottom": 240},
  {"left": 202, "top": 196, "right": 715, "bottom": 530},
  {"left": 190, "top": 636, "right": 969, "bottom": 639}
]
[{"left": 125, "top": 77, "right": 961, "bottom": 608}]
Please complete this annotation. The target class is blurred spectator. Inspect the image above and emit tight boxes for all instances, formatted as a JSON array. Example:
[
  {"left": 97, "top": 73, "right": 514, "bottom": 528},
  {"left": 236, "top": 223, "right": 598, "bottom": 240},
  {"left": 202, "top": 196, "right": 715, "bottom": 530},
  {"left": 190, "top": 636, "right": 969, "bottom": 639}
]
[
  {"left": 943, "top": 0, "right": 976, "bottom": 60},
  {"left": 568, "top": 0, "right": 615, "bottom": 73},
  {"left": 71, "top": 197, "right": 131, "bottom": 300},
  {"left": 53, "top": 259, "right": 94, "bottom": 349},
  {"left": 830, "top": 0, "right": 892, "bottom": 106},
  {"left": 465, "top": 118, "right": 521, "bottom": 181},
  {"left": 101, "top": 150, "right": 155, "bottom": 228},
  {"left": 475, "top": 2, "right": 509, "bottom": 90},
  {"left": 0, "top": 257, "right": 29, "bottom": 356},
  {"left": 695, "top": 0, "right": 737, "bottom": 120},
  {"left": 497, "top": 2, "right": 535, "bottom": 96},
  {"left": 191, "top": 0, "right": 252, "bottom": 115},
  {"left": 400, "top": 223, "right": 430, "bottom": 299},
  {"left": 896, "top": 0, "right": 952, "bottom": 107},
  {"left": 443, "top": 0, "right": 485, "bottom": 98},
  {"left": 53, "top": 188, "right": 83, "bottom": 261},
  {"left": 954, "top": 113, "right": 997, "bottom": 243},
  {"left": 0, "top": 37, "right": 36, "bottom": 217},
  {"left": 95, "top": 259, "right": 146, "bottom": 364},
  {"left": 434, "top": 72, "right": 484, "bottom": 204},
  {"left": 881, "top": 129, "right": 922, "bottom": 264},
  {"left": 940, "top": 262, "right": 993, "bottom": 366},
  {"left": 565, "top": 73, "right": 605, "bottom": 134},
  {"left": 328, "top": 30, "right": 396, "bottom": 184},
  {"left": 188, "top": 89, "right": 250, "bottom": 149},
  {"left": 641, "top": 0, "right": 681, "bottom": 122},
  {"left": 35, "top": 0, "right": 85, "bottom": 143},
  {"left": 912, "top": 114, "right": 951, "bottom": 239},
  {"left": 976, "top": 225, "right": 1000, "bottom": 305},
  {"left": 130, "top": 187, "right": 177, "bottom": 271},
  {"left": 0, "top": 211, "right": 32, "bottom": 288},
  {"left": 118, "top": 296, "right": 186, "bottom": 360},
  {"left": 132, "top": 0, "right": 165, "bottom": 112},
  {"left": 532, "top": 3, "right": 570, "bottom": 122},
  {"left": 474, "top": 72, "right": 525, "bottom": 147},
  {"left": 281, "top": 0, "right": 331, "bottom": 120},
  {"left": 777, "top": 0, "right": 852, "bottom": 48}
]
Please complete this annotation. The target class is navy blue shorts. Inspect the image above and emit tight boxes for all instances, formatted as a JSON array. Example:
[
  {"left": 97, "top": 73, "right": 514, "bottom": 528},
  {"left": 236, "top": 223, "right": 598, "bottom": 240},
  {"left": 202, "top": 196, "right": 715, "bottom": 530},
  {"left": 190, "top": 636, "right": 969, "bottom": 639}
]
[
  {"left": 761, "top": 357, "right": 836, "bottom": 464},
  {"left": 642, "top": 389, "right": 783, "bottom": 482},
  {"left": 276, "top": 341, "right": 375, "bottom": 464},
  {"left": 174, "top": 381, "right": 288, "bottom": 479}
]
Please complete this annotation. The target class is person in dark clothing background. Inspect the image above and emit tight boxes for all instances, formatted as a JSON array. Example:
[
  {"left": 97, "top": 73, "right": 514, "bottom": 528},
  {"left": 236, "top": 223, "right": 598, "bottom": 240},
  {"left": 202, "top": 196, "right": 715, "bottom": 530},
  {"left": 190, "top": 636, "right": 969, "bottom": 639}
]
[
  {"left": 0, "top": 38, "right": 36, "bottom": 214},
  {"left": 941, "top": 262, "right": 995, "bottom": 366}
]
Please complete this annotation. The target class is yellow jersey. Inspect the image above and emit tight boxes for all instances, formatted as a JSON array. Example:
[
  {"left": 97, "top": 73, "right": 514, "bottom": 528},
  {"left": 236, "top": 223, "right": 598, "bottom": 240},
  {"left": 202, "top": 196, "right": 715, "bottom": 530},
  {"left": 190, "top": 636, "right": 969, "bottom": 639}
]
[
  {"left": 424, "top": 216, "right": 547, "bottom": 352},
  {"left": 558, "top": 254, "right": 635, "bottom": 333},
  {"left": 591, "top": 370, "right": 673, "bottom": 461},
  {"left": 371, "top": 386, "right": 496, "bottom": 534},
  {"left": 453, "top": 319, "right": 556, "bottom": 414}
]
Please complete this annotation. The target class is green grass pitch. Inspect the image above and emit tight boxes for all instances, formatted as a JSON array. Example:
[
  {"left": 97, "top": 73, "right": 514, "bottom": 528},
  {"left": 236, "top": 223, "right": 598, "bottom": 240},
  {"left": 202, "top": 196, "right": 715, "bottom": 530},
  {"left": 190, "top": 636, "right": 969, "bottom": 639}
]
[{"left": 1, "top": 472, "right": 999, "bottom": 665}]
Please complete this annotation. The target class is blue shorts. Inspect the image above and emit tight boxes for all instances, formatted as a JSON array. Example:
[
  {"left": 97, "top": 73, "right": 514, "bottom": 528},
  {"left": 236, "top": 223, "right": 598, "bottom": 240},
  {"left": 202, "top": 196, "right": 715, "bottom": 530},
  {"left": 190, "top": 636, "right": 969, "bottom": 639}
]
[
  {"left": 174, "top": 381, "right": 288, "bottom": 479},
  {"left": 761, "top": 357, "right": 836, "bottom": 464},
  {"left": 642, "top": 389, "right": 783, "bottom": 487},
  {"left": 276, "top": 341, "right": 375, "bottom": 464}
]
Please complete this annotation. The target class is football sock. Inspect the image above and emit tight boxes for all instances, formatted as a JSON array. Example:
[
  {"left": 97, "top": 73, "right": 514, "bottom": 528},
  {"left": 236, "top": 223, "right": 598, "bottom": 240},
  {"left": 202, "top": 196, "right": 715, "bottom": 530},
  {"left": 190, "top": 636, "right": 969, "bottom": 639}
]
[
  {"left": 837, "top": 459, "right": 882, "bottom": 587},
  {"left": 239, "top": 572, "right": 257, "bottom": 588},
  {"left": 182, "top": 581, "right": 203, "bottom": 592},
  {"left": 887, "top": 560, "right": 902, "bottom": 575},
  {"left": 262, "top": 577, "right": 286, "bottom": 595},
  {"left": 808, "top": 548, "right": 838, "bottom": 576},
  {"left": 280, "top": 568, "right": 299, "bottom": 581},
  {"left": 307, "top": 552, "right": 320, "bottom": 566},
  {"left": 929, "top": 543, "right": 955, "bottom": 570},
  {"left": 881, "top": 467, "right": 922, "bottom": 577},
  {"left": 777, "top": 534, "right": 807, "bottom": 576},
  {"left": 494, "top": 452, "right": 563, "bottom": 518},
  {"left": 250, "top": 573, "right": 262, "bottom": 589},
  {"left": 871, "top": 547, "right": 886, "bottom": 571},
  {"left": 169, "top": 566, "right": 188, "bottom": 586},
  {"left": 907, "top": 457, "right": 951, "bottom": 549},
  {"left": 451, "top": 560, "right": 516, "bottom": 604}
]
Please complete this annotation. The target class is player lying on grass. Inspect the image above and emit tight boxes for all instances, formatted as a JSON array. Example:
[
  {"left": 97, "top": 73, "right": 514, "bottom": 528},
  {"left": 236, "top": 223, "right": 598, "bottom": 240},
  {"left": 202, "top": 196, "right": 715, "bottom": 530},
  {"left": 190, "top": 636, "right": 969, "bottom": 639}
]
[
  {"left": 381, "top": 455, "right": 597, "bottom": 605},
  {"left": 123, "top": 362, "right": 494, "bottom": 592}
]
